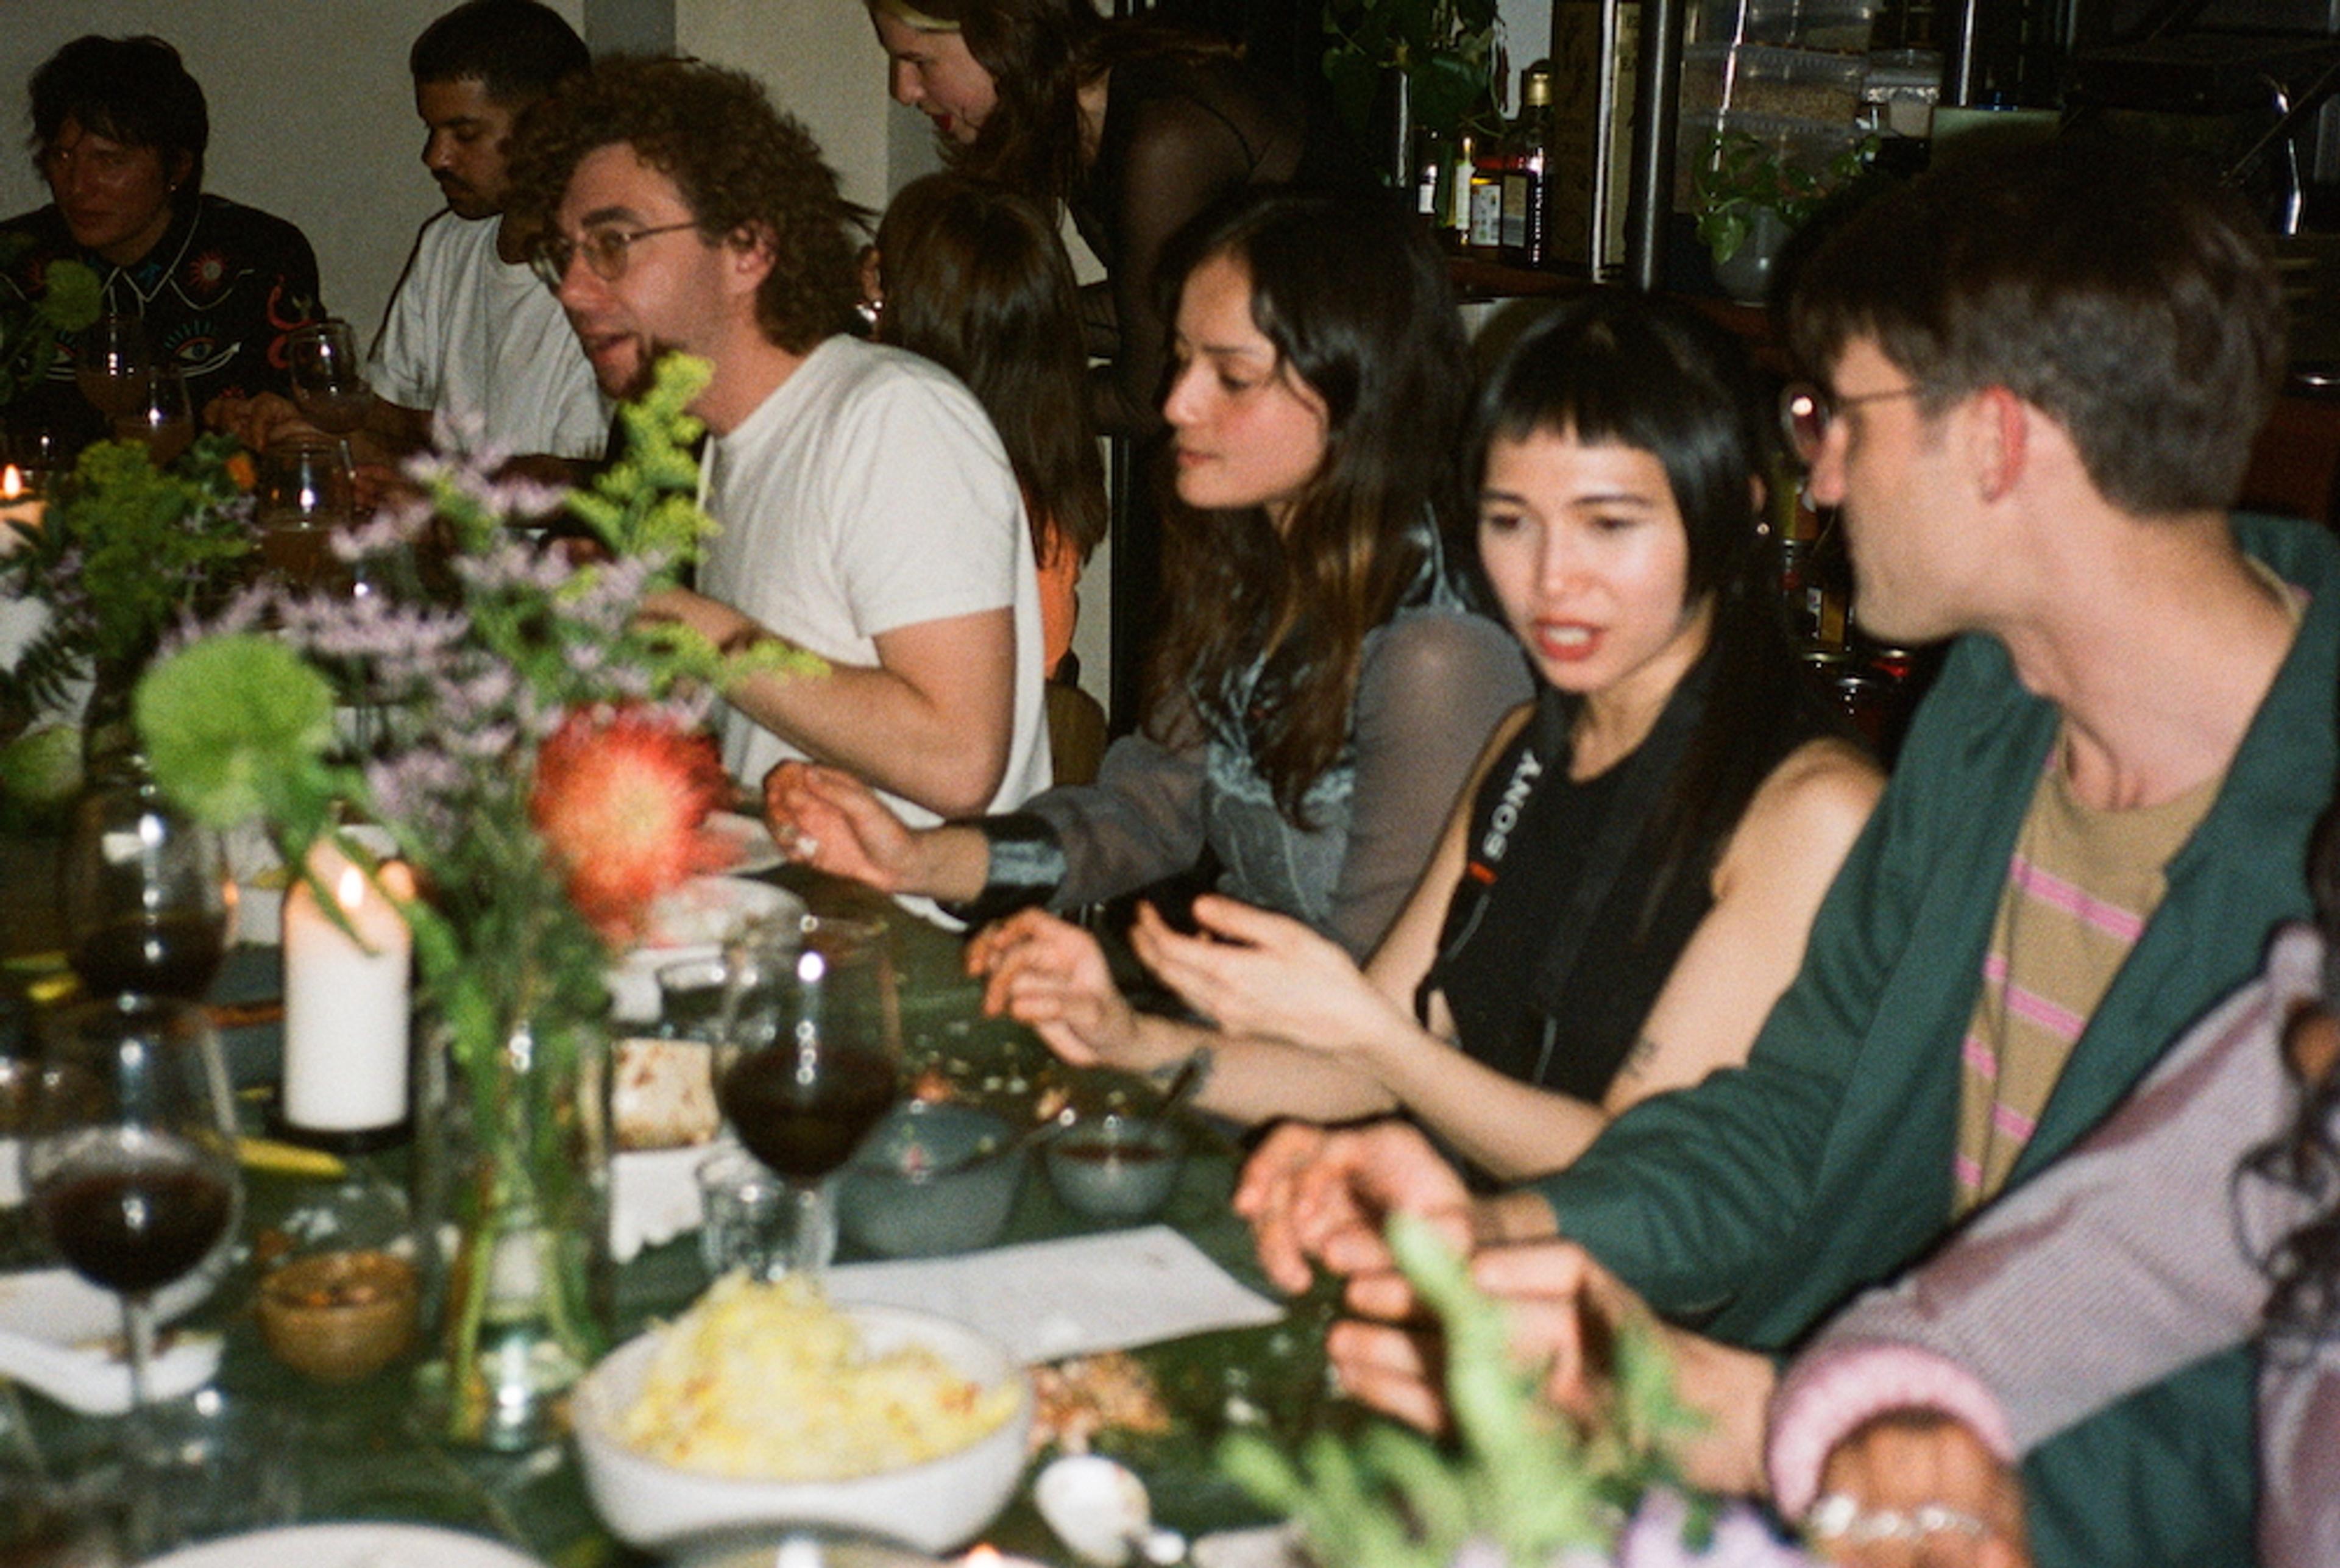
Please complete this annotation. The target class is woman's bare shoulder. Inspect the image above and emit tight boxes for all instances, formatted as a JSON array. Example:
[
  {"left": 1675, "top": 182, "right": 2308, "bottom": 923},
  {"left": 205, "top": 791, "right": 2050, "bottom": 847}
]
[{"left": 1721, "top": 736, "right": 1885, "bottom": 882}]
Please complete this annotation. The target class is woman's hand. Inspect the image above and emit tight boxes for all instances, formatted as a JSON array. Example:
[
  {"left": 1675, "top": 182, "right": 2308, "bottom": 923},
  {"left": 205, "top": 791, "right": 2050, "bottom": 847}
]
[
  {"left": 967, "top": 909, "right": 1150, "bottom": 1070},
  {"left": 762, "top": 760, "right": 924, "bottom": 891},
  {"left": 1808, "top": 1414, "right": 2030, "bottom": 1568},
  {"left": 1133, "top": 894, "right": 1410, "bottom": 1059},
  {"left": 1233, "top": 1119, "right": 1478, "bottom": 1294}
]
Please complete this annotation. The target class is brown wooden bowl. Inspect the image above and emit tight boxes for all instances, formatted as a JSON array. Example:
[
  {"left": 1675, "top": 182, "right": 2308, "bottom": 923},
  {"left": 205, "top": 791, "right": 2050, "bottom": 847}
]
[{"left": 255, "top": 1249, "right": 420, "bottom": 1384}]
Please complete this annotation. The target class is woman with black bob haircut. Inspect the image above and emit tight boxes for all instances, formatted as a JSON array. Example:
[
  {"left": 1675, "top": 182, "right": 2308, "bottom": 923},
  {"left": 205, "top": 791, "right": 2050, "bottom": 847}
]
[
  {"left": 770, "top": 187, "right": 1532, "bottom": 971},
  {"left": 970, "top": 293, "right": 1882, "bottom": 1182}
]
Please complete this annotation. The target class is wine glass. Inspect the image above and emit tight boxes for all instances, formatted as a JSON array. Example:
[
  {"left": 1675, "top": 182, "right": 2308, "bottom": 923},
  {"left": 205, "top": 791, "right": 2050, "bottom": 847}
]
[
  {"left": 255, "top": 438, "right": 358, "bottom": 592},
  {"left": 23, "top": 996, "right": 240, "bottom": 1553},
  {"left": 62, "top": 775, "right": 232, "bottom": 1004},
  {"left": 114, "top": 367, "right": 195, "bottom": 467},
  {"left": 713, "top": 915, "right": 902, "bottom": 1279},
  {"left": 75, "top": 315, "right": 151, "bottom": 424},
  {"left": 285, "top": 320, "right": 371, "bottom": 472}
]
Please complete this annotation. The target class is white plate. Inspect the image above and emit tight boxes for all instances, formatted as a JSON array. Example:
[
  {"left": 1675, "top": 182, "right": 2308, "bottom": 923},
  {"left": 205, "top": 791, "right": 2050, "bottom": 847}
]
[
  {"left": 639, "top": 876, "right": 796, "bottom": 953},
  {"left": 138, "top": 1522, "right": 546, "bottom": 1568},
  {"left": 607, "top": 879, "right": 805, "bottom": 1023},
  {"left": 702, "top": 810, "right": 784, "bottom": 876},
  {"left": 0, "top": 1268, "right": 222, "bottom": 1413}
]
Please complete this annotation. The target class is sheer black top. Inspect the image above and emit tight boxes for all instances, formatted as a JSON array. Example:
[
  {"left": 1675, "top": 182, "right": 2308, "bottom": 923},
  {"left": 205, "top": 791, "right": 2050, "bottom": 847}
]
[{"left": 1069, "top": 52, "right": 1371, "bottom": 435}]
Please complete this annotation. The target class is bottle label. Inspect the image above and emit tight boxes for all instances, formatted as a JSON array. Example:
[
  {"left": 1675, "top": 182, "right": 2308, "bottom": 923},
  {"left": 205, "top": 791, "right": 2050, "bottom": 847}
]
[{"left": 1469, "top": 179, "right": 1504, "bottom": 249}]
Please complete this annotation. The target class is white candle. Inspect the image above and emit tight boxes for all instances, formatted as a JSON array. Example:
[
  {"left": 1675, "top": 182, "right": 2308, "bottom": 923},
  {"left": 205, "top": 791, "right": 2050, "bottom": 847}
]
[
  {"left": 0, "top": 464, "right": 42, "bottom": 547},
  {"left": 282, "top": 840, "right": 414, "bottom": 1133}
]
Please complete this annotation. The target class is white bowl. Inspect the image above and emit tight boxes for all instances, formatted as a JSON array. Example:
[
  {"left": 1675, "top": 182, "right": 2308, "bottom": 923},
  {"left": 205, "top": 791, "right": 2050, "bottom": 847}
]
[{"left": 570, "top": 1304, "right": 1034, "bottom": 1553}]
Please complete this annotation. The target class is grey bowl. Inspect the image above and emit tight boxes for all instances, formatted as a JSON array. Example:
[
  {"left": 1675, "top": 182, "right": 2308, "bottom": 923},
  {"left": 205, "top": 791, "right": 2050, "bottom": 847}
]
[
  {"left": 1042, "top": 1113, "right": 1185, "bottom": 1223},
  {"left": 836, "top": 1101, "right": 1025, "bottom": 1258}
]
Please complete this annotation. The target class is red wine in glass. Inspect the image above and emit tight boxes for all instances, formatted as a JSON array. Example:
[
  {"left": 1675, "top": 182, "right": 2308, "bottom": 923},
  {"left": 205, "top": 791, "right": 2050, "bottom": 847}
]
[
  {"left": 62, "top": 776, "right": 230, "bottom": 1002},
  {"left": 717, "top": 1049, "right": 896, "bottom": 1182},
  {"left": 71, "top": 912, "right": 230, "bottom": 1003},
  {"left": 34, "top": 1137, "right": 236, "bottom": 1294},
  {"left": 714, "top": 914, "right": 901, "bottom": 1277}
]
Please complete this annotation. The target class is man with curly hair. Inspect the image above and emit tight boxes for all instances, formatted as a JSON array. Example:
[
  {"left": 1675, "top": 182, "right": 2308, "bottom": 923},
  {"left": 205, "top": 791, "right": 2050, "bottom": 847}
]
[{"left": 509, "top": 56, "right": 1051, "bottom": 840}]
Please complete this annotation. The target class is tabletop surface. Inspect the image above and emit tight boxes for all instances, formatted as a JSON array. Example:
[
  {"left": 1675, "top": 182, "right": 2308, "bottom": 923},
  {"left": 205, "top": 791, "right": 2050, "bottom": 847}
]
[{"left": 0, "top": 840, "right": 1335, "bottom": 1567}]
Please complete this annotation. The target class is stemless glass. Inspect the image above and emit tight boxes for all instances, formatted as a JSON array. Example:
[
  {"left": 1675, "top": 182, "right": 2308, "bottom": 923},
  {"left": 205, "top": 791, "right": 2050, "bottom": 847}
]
[
  {"left": 22, "top": 996, "right": 241, "bottom": 1555},
  {"left": 62, "top": 775, "right": 232, "bottom": 1004},
  {"left": 114, "top": 367, "right": 195, "bottom": 467},
  {"left": 713, "top": 915, "right": 902, "bottom": 1279},
  {"left": 75, "top": 315, "right": 150, "bottom": 423}
]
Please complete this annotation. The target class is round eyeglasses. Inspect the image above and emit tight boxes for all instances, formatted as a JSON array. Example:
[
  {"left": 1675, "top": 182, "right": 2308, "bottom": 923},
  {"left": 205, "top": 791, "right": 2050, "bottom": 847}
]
[
  {"left": 1778, "top": 380, "right": 1927, "bottom": 465},
  {"left": 528, "top": 221, "right": 699, "bottom": 292}
]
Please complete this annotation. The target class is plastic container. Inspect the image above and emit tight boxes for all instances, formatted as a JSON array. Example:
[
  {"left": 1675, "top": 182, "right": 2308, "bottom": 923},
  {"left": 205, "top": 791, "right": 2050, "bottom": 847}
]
[
  {"left": 1681, "top": 43, "right": 1866, "bottom": 122},
  {"left": 1692, "top": 0, "right": 1879, "bottom": 52}
]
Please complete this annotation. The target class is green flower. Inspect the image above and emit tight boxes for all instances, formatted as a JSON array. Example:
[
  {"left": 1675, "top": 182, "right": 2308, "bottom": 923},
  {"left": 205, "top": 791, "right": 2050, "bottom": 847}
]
[
  {"left": 135, "top": 634, "right": 338, "bottom": 829},
  {"left": 40, "top": 259, "right": 102, "bottom": 335}
]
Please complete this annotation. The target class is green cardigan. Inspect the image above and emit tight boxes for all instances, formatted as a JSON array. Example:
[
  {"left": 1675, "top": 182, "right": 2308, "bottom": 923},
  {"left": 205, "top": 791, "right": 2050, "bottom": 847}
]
[{"left": 1531, "top": 513, "right": 2340, "bottom": 1568}]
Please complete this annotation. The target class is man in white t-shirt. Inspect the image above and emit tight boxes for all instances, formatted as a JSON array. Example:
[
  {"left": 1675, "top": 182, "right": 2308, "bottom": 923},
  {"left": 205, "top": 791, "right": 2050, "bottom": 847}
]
[
  {"left": 369, "top": 0, "right": 605, "bottom": 470},
  {"left": 221, "top": 1, "right": 604, "bottom": 481},
  {"left": 508, "top": 56, "right": 1049, "bottom": 829}
]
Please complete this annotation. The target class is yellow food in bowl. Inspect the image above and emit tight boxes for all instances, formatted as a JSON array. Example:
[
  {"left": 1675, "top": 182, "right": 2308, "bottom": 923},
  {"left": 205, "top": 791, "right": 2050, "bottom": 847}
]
[{"left": 618, "top": 1274, "right": 1020, "bottom": 1481}]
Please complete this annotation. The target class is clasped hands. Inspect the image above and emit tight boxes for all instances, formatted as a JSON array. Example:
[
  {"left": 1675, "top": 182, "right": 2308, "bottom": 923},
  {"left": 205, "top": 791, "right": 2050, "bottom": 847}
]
[{"left": 1232, "top": 1118, "right": 2027, "bottom": 1568}]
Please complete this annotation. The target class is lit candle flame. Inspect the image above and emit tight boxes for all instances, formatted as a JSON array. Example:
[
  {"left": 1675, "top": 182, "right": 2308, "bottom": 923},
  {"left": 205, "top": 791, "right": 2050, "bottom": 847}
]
[
  {"left": 961, "top": 1549, "right": 1003, "bottom": 1568},
  {"left": 336, "top": 864, "right": 367, "bottom": 913},
  {"left": 1, "top": 466, "right": 20, "bottom": 501}
]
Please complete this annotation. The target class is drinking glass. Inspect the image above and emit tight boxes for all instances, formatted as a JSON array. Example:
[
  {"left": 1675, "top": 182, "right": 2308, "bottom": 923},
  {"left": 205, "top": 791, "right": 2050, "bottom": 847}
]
[
  {"left": 285, "top": 319, "right": 370, "bottom": 472},
  {"left": 75, "top": 316, "right": 150, "bottom": 423},
  {"left": 255, "top": 438, "right": 358, "bottom": 592},
  {"left": 23, "top": 997, "right": 240, "bottom": 1556},
  {"left": 113, "top": 367, "right": 194, "bottom": 467},
  {"left": 62, "top": 775, "right": 231, "bottom": 1004},
  {"left": 713, "top": 915, "right": 901, "bottom": 1279}
]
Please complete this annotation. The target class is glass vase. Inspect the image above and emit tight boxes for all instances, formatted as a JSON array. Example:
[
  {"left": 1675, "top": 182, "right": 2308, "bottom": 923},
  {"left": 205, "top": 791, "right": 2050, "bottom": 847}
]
[{"left": 428, "top": 1001, "right": 612, "bottom": 1451}]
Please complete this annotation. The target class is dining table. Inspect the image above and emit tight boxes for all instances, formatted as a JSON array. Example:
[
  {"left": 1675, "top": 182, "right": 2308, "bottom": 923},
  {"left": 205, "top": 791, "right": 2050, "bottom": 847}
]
[{"left": 0, "top": 834, "right": 1345, "bottom": 1567}]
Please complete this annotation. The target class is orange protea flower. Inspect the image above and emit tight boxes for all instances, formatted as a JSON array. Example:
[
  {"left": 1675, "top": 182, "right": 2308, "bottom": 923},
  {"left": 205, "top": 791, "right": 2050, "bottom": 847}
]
[{"left": 530, "top": 706, "right": 731, "bottom": 943}]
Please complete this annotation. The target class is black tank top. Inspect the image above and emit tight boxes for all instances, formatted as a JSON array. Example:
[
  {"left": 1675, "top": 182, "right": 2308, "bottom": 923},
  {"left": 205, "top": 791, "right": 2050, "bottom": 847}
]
[{"left": 1421, "top": 664, "right": 1838, "bottom": 1102}]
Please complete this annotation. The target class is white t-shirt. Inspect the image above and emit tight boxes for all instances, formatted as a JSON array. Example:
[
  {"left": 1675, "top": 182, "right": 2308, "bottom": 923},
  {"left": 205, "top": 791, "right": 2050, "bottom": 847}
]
[
  {"left": 699, "top": 335, "right": 1052, "bottom": 827},
  {"left": 370, "top": 211, "right": 608, "bottom": 459}
]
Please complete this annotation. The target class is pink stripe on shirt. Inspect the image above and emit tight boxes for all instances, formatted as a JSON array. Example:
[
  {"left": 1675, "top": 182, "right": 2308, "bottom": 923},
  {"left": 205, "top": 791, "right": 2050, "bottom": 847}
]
[{"left": 2008, "top": 856, "right": 2148, "bottom": 943}]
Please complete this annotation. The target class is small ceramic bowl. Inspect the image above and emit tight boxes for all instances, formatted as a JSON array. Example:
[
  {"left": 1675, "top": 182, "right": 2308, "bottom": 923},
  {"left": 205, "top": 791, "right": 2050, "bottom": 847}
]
[
  {"left": 1043, "top": 1113, "right": 1185, "bottom": 1224},
  {"left": 255, "top": 1248, "right": 420, "bottom": 1383},
  {"left": 836, "top": 1101, "right": 1025, "bottom": 1258}
]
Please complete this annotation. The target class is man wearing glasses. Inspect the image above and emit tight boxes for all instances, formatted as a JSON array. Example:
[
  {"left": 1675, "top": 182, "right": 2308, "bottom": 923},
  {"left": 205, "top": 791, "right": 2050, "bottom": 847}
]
[
  {"left": 508, "top": 56, "right": 1049, "bottom": 836},
  {"left": 1238, "top": 138, "right": 2340, "bottom": 1568}
]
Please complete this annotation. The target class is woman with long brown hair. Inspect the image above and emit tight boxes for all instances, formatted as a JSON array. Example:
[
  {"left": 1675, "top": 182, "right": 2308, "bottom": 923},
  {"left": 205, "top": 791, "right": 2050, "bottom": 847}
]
[{"left": 768, "top": 188, "right": 1530, "bottom": 961}]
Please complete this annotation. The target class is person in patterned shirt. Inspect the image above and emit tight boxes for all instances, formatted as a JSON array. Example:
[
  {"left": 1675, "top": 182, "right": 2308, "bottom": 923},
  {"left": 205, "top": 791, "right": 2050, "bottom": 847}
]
[{"left": 0, "top": 35, "right": 325, "bottom": 455}]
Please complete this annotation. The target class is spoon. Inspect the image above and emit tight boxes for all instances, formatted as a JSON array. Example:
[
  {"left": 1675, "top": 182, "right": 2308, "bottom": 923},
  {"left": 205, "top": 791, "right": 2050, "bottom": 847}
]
[{"left": 1035, "top": 1453, "right": 1187, "bottom": 1568}]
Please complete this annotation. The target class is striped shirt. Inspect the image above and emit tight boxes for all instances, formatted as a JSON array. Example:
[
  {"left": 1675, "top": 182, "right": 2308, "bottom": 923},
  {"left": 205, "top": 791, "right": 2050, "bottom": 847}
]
[{"left": 1951, "top": 751, "right": 2217, "bottom": 1212}]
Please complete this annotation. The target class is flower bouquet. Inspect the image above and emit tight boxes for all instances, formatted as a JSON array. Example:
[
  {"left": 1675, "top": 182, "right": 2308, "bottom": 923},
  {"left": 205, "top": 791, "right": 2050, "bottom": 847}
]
[
  {"left": 1222, "top": 1218, "right": 1820, "bottom": 1568},
  {"left": 133, "top": 355, "right": 817, "bottom": 1447}
]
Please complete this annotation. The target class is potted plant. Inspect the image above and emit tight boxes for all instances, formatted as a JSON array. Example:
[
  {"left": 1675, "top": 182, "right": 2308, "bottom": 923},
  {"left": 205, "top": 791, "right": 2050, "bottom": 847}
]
[
  {"left": 1691, "top": 129, "right": 1872, "bottom": 303},
  {"left": 1323, "top": 0, "right": 1505, "bottom": 182}
]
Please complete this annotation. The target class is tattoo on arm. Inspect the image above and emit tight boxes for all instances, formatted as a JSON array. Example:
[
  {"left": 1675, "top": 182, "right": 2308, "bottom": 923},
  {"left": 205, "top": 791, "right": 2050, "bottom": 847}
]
[{"left": 1618, "top": 1035, "right": 1661, "bottom": 1081}]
